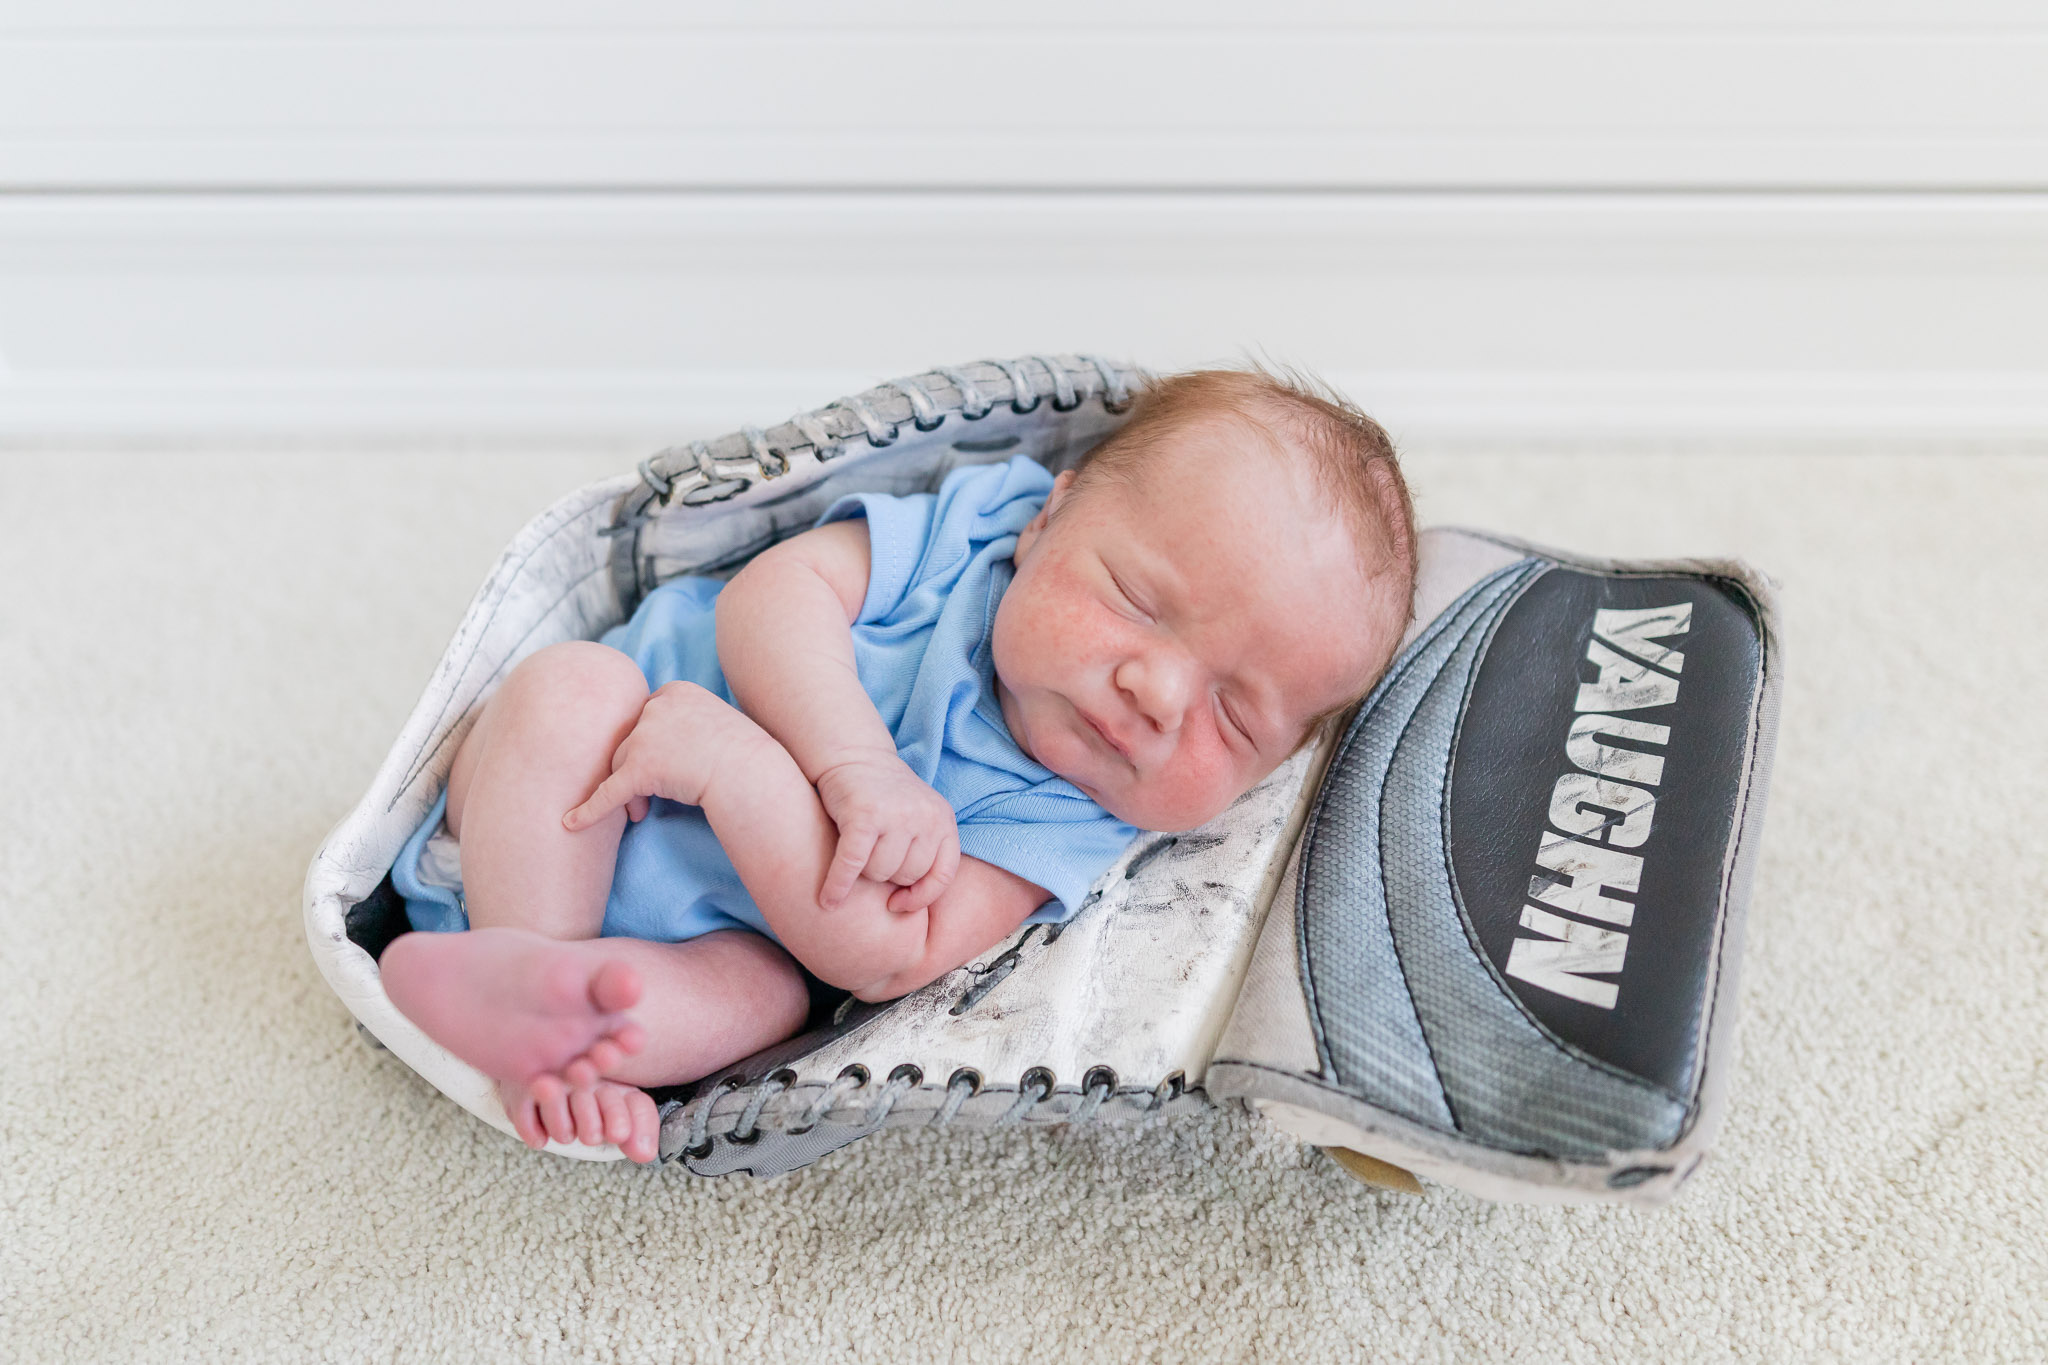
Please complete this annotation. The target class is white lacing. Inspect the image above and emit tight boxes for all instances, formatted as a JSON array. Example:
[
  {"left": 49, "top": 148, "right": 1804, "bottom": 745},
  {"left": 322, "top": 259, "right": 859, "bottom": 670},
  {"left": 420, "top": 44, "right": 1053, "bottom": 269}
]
[
  {"left": 991, "top": 358, "right": 1039, "bottom": 413},
  {"left": 741, "top": 425, "right": 786, "bottom": 477},
  {"left": 837, "top": 393, "right": 897, "bottom": 447},
  {"left": 793, "top": 412, "right": 842, "bottom": 461},
  {"left": 1031, "top": 355, "right": 1078, "bottom": 410},
  {"left": 888, "top": 376, "right": 944, "bottom": 431},
  {"left": 935, "top": 365, "right": 993, "bottom": 418}
]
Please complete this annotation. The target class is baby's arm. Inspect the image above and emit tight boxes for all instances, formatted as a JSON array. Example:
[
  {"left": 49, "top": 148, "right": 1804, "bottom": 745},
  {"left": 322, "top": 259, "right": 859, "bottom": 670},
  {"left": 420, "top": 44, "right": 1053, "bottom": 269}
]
[
  {"left": 563, "top": 681, "right": 1047, "bottom": 1000},
  {"left": 715, "top": 518, "right": 959, "bottom": 911}
]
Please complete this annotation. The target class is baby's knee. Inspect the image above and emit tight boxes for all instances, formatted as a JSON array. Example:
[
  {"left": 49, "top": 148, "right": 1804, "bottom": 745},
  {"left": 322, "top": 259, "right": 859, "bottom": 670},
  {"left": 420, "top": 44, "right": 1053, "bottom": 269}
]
[
  {"left": 450, "top": 643, "right": 648, "bottom": 835},
  {"left": 496, "top": 641, "right": 648, "bottom": 738}
]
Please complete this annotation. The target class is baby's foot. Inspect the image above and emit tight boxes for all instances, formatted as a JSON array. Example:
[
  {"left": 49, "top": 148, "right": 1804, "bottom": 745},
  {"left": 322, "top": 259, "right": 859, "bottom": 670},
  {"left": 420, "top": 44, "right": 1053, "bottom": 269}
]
[
  {"left": 382, "top": 927, "right": 647, "bottom": 1097},
  {"left": 502, "top": 1075, "right": 663, "bottom": 1164}
]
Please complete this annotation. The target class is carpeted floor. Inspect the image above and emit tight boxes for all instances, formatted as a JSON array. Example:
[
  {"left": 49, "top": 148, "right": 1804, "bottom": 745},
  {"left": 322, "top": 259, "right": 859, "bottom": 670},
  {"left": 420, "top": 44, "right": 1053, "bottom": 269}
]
[{"left": 3, "top": 442, "right": 2043, "bottom": 1362}]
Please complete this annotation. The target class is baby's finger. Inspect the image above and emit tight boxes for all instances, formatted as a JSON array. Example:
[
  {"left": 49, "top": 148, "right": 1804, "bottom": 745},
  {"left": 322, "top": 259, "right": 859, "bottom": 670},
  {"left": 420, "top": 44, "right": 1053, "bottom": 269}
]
[
  {"left": 892, "top": 849, "right": 953, "bottom": 914},
  {"left": 896, "top": 833, "right": 960, "bottom": 914},
  {"left": 563, "top": 771, "right": 638, "bottom": 832},
  {"left": 866, "top": 828, "right": 914, "bottom": 887},
  {"left": 934, "top": 833, "right": 961, "bottom": 892},
  {"left": 627, "top": 794, "right": 650, "bottom": 823},
  {"left": 900, "top": 830, "right": 938, "bottom": 884},
  {"left": 821, "top": 827, "right": 878, "bottom": 909}
]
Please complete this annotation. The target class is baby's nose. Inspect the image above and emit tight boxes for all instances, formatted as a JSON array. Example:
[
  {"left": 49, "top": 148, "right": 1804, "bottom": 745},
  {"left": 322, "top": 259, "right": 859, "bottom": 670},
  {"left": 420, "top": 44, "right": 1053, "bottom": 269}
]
[{"left": 1118, "top": 653, "right": 1196, "bottom": 732}]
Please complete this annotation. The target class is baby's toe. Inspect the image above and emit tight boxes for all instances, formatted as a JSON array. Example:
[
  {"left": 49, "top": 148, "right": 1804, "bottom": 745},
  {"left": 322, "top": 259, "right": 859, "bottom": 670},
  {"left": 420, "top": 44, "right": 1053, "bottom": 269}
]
[
  {"left": 624, "top": 1088, "right": 661, "bottom": 1164},
  {"left": 577, "top": 1041, "right": 618, "bottom": 1079},
  {"left": 589, "top": 960, "right": 642, "bottom": 1015},
  {"left": 503, "top": 1088, "right": 548, "bottom": 1150},
  {"left": 531, "top": 1075, "right": 574, "bottom": 1144},
  {"left": 571, "top": 1088, "right": 605, "bottom": 1147},
  {"left": 611, "top": 1021, "right": 647, "bottom": 1057},
  {"left": 563, "top": 1056, "right": 599, "bottom": 1091},
  {"left": 598, "top": 1086, "right": 633, "bottom": 1146}
]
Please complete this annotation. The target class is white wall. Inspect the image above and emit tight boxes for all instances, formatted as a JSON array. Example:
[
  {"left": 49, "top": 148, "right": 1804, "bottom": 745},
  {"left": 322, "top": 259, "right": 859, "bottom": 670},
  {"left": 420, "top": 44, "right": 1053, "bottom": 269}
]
[{"left": 3, "top": 3, "right": 2044, "bottom": 444}]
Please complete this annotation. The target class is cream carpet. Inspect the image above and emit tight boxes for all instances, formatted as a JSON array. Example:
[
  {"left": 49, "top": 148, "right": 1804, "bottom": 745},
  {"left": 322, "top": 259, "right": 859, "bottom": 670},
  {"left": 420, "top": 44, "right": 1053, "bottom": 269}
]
[{"left": 3, "top": 443, "right": 2043, "bottom": 1363}]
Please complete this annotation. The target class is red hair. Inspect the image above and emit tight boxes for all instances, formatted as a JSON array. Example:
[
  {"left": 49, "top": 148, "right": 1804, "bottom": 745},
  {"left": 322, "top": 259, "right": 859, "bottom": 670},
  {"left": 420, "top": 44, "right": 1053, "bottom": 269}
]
[{"left": 1066, "top": 365, "right": 1418, "bottom": 744}]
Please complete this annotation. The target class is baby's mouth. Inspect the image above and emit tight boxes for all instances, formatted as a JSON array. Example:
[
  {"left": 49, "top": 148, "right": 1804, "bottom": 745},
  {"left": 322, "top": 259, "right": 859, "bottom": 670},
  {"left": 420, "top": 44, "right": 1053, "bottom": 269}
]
[{"left": 1076, "top": 707, "right": 1133, "bottom": 763}]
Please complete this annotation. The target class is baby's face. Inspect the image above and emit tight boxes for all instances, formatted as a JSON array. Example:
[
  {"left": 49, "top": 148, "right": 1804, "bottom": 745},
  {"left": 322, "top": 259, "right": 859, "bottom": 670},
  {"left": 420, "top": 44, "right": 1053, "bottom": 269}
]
[{"left": 992, "top": 419, "right": 1396, "bottom": 832}]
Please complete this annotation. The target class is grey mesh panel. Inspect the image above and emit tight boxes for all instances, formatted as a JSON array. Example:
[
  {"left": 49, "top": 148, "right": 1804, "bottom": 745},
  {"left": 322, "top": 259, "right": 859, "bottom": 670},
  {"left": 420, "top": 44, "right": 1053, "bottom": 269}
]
[
  {"left": 1301, "top": 559, "right": 1685, "bottom": 1160},
  {"left": 679, "top": 1110, "right": 880, "bottom": 1178},
  {"left": 1380, "top": 580, "right": 1685, "bottom": 1159},
  {"left": 1296, "top": 568, "right": 1534, "bottom": 1130}
]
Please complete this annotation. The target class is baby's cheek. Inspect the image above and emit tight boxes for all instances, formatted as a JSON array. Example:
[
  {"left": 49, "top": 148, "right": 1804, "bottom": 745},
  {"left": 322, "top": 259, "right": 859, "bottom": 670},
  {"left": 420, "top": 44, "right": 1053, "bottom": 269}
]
[
  {"left": 1012, "top": 586, "right": 1096, "bottom": 677},
  {"left": 1191, "top": 749, "right": 1255, "bottom": 822},
  {"left": 1036, "top": 568, "right": 1099, "bottom": 632}
]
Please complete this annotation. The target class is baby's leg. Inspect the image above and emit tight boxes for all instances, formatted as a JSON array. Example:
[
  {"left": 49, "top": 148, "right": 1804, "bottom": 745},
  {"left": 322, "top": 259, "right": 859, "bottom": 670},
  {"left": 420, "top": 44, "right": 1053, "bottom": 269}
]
[
  {"left": 384, "top": 641, "right": 656, "bottom": 1141},
  {"left": 446, "top": 639, "right": 649, "bottom": 938},
  {"left": 573, "top": 929, "right": 813, "bottom": 1091},
  {"left": 385, "top": 926, "right": 810, "bottom": 1161}
]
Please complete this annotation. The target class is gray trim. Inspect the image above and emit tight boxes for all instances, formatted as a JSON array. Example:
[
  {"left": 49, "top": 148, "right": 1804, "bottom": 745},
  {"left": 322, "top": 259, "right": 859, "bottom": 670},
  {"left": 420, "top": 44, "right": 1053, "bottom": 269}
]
[
  {"left": 606, "top": 355, "right": 1137, "bottom": 615},
  {"left": 1379, "top": 572, "right": 1684, "bottom": 1157},
  {"left": 1297, "top": 567, "right": 1533, "bottom": 1129}
]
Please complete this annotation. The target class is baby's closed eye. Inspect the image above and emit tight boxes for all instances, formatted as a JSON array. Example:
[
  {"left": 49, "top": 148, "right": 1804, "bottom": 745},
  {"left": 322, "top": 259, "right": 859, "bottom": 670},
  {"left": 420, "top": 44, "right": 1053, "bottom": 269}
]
[{"left": 1105, "top": 568, "right": 1152, "bottom": 622}]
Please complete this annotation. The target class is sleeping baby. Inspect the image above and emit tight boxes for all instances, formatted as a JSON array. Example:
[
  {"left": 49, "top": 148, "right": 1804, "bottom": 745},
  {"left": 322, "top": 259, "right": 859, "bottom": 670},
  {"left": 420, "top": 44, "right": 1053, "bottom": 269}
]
[{"left": 380, "top": 367, "right": 1418, "bottom": 1163}]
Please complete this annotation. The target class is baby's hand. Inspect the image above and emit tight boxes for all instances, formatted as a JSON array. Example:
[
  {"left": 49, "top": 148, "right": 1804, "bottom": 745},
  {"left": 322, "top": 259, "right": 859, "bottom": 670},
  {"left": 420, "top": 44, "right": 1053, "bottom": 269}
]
[
  {"left": 563, "top": 682, "right": 757, "bottom": 831},
  {"left": 812, "top": 751, "right": 960, "bottom": 914}
]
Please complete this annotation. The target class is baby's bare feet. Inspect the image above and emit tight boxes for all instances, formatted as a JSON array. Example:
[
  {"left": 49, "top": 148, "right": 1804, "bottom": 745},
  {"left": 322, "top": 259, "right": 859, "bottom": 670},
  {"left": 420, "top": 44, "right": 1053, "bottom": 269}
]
[
  {"left": 501, "top": 1074, "right": 662, "bottom": 1163},
  {"left": 382, "top": 926, "right": 649, "bottom": 1107},
  {"left": 499, "top": 1080, "right": 659, "bottom": 1162}
]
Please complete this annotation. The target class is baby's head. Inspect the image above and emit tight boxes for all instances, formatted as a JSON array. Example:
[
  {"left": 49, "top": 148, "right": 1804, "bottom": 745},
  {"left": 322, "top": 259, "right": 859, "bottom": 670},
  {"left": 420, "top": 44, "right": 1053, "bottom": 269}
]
[{"left": 992, "top": 366, "right": 1417, "bottom": 832}]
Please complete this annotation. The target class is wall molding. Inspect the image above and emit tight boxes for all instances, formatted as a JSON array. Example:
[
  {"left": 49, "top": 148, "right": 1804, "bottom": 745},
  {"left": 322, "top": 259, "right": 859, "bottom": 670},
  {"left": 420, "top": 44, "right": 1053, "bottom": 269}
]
[
  {"left": 5, "top": 192, "right": 2044, "bottom": 445},
  {"left": 7, "top": 367, "right": 2046, "bottom": 450}
]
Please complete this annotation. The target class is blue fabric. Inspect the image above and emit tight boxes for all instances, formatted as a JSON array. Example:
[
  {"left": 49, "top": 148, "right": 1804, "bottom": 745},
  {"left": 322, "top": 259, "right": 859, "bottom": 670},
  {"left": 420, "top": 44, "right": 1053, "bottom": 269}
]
[{"left": 396, "top": 455, "right": 1140, "bottom": 947}]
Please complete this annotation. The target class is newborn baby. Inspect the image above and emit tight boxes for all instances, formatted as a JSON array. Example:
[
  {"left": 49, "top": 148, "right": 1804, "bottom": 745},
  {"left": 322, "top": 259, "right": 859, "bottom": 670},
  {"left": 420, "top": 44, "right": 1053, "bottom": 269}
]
[{"left": 381, "top": 368, "right": 1418, "bottom": 1164}]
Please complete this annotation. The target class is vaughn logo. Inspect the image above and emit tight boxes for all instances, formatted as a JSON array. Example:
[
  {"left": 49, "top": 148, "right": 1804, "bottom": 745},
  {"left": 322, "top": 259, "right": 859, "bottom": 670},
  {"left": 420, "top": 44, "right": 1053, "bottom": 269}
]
[{"left": 1503, "top": 603, "right": 1692, "bottom": 1010}]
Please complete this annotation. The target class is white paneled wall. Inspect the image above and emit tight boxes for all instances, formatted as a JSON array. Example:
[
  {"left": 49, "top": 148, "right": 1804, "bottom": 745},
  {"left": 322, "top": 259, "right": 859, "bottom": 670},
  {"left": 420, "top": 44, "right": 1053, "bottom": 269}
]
[{"left": 2, "top": 4, "right": 2043, "bottom": 443}]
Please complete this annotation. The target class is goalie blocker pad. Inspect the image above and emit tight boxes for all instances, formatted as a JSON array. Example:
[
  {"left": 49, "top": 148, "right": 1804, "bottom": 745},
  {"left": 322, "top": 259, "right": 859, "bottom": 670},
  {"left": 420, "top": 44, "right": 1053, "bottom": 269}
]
[
  {"left": 1207, "top": 529, "right": 1779, "bottom": 1204},
  {"left": 303, "top": 355, "right": 1778, "bottom": 1205}
]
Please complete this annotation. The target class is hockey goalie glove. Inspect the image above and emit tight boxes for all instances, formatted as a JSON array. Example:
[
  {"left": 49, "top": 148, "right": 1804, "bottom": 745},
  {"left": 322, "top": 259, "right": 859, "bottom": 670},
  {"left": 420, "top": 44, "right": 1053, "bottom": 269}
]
[{"left": 303, "top": 356, "right": 1779, "bottom": 1205}]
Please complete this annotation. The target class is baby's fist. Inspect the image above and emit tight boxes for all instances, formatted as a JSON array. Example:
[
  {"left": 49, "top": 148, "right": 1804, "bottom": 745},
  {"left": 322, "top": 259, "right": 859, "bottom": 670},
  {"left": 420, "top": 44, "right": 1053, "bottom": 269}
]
[{"left": 812, "top": 752, "right": 961, "bottom": 914}]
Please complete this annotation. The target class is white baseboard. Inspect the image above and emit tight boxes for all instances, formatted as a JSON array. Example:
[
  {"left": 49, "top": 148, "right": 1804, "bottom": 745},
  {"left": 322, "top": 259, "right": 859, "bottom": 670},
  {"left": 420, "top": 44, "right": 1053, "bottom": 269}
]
[{"left": 5, "top": 192, "right": 2045, "bottom": 446}]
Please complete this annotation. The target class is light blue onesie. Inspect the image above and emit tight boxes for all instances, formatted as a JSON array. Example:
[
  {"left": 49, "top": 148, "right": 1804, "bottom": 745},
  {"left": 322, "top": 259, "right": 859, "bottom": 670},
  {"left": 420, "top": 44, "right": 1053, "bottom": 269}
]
[{"left": 393, "top": 455, "right": 1140, "bottom": 948}]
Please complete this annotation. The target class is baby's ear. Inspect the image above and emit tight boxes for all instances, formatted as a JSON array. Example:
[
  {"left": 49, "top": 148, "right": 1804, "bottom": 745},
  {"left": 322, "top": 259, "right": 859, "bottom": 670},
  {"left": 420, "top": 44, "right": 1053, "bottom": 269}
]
[
  {"left": 1042, "top": 469, "right": 1077, "bottom": 516},
  {"left": 1289, "top": 708, "right": 1345, "bottom": 758},
  {"left": 1016, "top": 472, "right": 1072, "bottom": 558}
]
